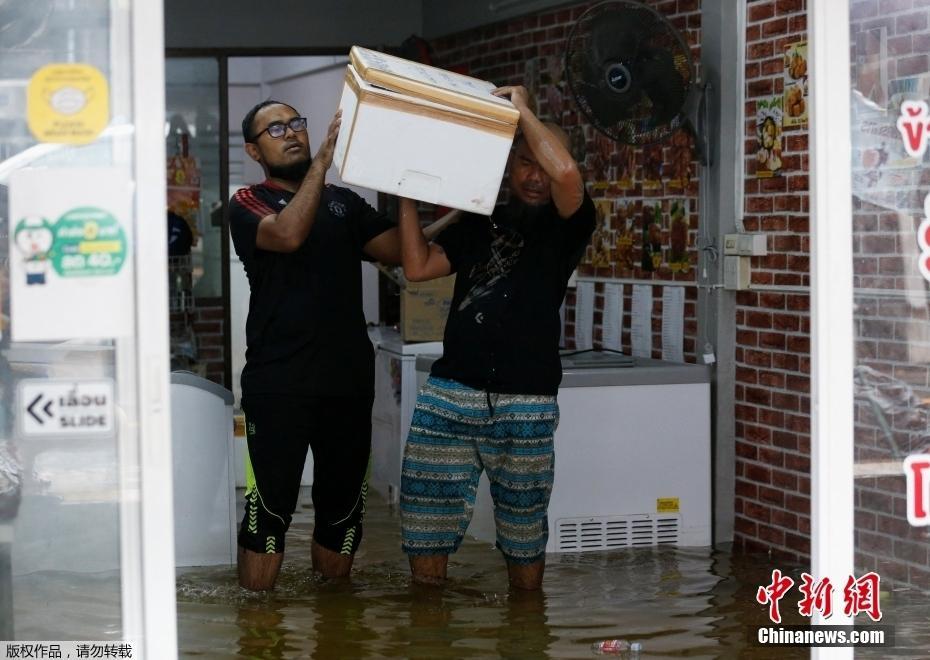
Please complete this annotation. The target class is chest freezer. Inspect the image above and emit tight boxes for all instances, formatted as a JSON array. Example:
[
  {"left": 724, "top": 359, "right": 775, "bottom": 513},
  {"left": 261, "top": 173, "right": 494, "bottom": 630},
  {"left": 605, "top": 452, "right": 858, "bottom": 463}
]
[{"left": 333, "top": 46, "right": 520, "bottom": 216}]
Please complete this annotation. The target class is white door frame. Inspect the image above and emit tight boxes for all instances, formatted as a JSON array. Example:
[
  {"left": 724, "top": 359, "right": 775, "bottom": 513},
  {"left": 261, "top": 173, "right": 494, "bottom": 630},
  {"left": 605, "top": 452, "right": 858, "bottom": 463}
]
[
  {"left": 809, "top": 0, "right": 855, "bottom": 657},
  {"left": 130, "top": 0, "right": 178, "bottom": 657}
]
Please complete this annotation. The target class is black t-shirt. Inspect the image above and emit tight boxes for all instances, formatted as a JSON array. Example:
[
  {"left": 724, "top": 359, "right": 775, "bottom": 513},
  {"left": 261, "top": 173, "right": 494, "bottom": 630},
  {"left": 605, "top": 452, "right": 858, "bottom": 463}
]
[
  {"left": 430, "top": 193, "right": 596, "bottom": 395},
  {"left": 229, "top": 180, "right": 393, "bottom": 399}
]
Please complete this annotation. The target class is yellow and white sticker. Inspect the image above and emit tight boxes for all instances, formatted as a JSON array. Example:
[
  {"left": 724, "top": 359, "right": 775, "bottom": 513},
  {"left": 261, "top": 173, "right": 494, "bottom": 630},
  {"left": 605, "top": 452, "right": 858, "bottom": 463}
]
[
  {"left": 27, "top": 63, "right": 109, "bottom": 144},
  {"left": 657, "top": 497, "right": 680, "bottom": 513}
]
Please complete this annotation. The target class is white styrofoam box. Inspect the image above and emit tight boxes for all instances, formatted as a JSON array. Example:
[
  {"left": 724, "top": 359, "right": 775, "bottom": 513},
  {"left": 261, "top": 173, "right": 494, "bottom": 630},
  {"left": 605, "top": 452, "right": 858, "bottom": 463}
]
[{"left": 333, "top": 47, "right": 519, "bottom": 216}]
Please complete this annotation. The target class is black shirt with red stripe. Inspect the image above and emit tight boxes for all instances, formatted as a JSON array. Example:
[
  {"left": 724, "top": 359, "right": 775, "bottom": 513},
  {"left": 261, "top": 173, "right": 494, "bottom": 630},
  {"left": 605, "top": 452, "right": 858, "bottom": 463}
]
[{"left": 229, "top": 180, "right": 393, "bottom": 399}]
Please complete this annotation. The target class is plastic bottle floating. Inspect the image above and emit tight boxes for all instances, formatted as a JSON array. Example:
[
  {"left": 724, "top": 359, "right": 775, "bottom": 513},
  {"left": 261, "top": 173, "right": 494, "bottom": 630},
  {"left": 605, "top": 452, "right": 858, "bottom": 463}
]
[{"left": 591, "top": 639, "right": 643, "bottom": 655}]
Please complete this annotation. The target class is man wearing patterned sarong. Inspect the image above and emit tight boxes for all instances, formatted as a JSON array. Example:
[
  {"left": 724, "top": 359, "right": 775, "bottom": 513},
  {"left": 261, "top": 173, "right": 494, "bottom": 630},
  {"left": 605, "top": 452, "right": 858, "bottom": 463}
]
[{"left": 396, "top": 85, "right": 595, "bottom": 590}]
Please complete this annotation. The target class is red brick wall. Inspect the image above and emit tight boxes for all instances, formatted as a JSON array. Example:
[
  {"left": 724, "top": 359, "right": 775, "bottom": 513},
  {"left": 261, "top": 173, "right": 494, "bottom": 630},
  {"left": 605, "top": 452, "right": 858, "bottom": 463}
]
[
  {"left": 170, "top": 297, "right": 226, "bottom": 387},
  {"left": 430, "top": 0, "right": 703, "bottom": 360},
  {"left": 192, "top": 298, "right": 227, "bottom": 386},
  {"left": 736, "top": 0, "right": 811, "bottom": 561}
]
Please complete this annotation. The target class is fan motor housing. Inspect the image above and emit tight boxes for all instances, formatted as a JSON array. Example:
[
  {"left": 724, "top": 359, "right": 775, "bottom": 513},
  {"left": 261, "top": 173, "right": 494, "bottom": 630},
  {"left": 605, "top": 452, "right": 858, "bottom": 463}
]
[{"left": 605, "top": 62, "right": 633, "bottom": 93}]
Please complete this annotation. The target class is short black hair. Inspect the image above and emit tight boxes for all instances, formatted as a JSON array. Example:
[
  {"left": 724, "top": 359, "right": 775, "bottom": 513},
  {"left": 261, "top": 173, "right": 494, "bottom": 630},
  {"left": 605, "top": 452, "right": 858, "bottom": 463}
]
[{"left": 241, "top": 99, "right": 296, "bottom": 143}]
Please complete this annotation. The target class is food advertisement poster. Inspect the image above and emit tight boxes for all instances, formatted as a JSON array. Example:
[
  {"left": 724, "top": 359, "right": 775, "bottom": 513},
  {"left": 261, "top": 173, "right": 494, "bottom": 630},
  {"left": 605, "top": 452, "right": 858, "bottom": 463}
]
[
  {"left": 783, "top": 41, "right": 808, "bottom": 128},
  {"left": 756, "top": 96, "right": 784, "bottom": 178}
]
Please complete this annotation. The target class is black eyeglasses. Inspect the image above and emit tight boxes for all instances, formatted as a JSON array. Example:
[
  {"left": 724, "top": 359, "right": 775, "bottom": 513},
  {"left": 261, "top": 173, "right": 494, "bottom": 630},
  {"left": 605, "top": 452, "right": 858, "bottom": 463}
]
[{"left": 253, "top": 116, "right": 308, "bottom": 140}]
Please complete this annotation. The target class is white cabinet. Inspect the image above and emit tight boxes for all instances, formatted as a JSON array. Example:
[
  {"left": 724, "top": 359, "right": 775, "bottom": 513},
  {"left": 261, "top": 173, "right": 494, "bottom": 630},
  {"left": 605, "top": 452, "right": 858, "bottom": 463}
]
[
  {"left": 545, "top": 379, "right": 712, "bottom": 550},
  {"left": 170, "top": 373, "right": 237, "bottom": 567}
]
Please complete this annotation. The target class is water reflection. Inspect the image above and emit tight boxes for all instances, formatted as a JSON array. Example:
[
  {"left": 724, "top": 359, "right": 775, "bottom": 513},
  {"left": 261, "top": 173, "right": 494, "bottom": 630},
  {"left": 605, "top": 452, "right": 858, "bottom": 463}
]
[
  {"left": 5, "top": 475, "right": 928, "bottom": 656},
  {"left": 310, "top": 582, "right": 377, "bottom": 659},
  {"left": 19, "top": 487, "right": 911, "bottom": 659},
  {"left": 497, "top": 590, "right": 553, "bottom": 659},
  {"left": 236, "top": 604, "right": 288, "bottom": 659},
  {"left": 175, "top": 491, "right": 794, "bottom": 658}
]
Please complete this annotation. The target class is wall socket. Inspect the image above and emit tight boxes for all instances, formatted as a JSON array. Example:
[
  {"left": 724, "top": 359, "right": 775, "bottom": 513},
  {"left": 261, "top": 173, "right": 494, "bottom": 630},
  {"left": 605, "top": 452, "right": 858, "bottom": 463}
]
[
  {"left": 724, "top": 233, "right": 768, "bottom": 256},
  {"left": 723, "top": 234, "right": 739, "bottom": 254},
  {"left": 724, "top": 256, "right": 751, "bottom": 290}
]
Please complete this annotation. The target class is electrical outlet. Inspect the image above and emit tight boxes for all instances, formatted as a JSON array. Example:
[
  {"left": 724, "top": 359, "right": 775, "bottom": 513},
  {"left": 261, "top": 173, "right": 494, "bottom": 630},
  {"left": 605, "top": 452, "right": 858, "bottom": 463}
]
[
  {"left": 724, "top": 256, "right": 751, "bottom": 290},
  {"left": 723, "top": 233, "right": 739, "bottom": 255}
]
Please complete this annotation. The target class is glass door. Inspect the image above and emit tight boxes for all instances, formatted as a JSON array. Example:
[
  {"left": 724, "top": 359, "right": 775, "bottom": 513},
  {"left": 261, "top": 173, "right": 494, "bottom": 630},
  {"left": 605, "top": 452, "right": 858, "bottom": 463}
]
[
  {"left": 165, "top": 58, "right": 225, "bottom": 380},
  {"left": 810, "top": 1, "right": 930, "bottom": 657},
  {"left": 0, "top": 1, "right": 176, "bottom": 657}
]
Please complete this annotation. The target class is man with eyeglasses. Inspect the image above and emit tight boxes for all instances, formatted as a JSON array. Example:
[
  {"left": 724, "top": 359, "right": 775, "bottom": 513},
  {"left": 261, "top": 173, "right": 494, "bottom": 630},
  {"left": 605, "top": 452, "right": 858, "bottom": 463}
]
[{"left": 228, "top": 99, "right": 407, "bottom": 590}]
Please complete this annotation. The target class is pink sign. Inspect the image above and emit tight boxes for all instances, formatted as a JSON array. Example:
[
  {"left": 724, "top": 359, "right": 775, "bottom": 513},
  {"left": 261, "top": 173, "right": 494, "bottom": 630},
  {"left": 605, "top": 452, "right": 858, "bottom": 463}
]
[
  {"left": 896, "top": 100, "right": 930, "bottom": 159},
  {"left": 904, "top": 454, "right": 930, "bottom": 526}
]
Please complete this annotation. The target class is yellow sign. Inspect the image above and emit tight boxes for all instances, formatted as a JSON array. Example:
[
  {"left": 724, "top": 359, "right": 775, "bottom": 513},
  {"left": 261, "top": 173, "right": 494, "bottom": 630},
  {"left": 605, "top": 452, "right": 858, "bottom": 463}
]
[
  {"left": 657, "top": 497, "right": 680, "bottom": 513},
  {"left": 27, "top": 64, "right": 109, "bottom": 144},
  {"left": 233, "top": 414, "right": 246, "bottom": 438}
]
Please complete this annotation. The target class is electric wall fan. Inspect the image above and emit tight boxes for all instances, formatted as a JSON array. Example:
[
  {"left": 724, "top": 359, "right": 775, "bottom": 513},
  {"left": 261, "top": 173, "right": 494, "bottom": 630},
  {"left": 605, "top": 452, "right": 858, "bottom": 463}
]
[{"left": 566, "top": 0, "right": 708, "bottom": 162}]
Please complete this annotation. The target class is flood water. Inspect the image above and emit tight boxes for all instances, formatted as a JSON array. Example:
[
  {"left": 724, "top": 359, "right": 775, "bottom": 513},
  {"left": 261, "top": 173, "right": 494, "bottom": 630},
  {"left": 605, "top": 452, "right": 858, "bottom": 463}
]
[
  {"left": 12, "top": 487, "right": 930, "bottom": 658},
  {"left": 173, "top": 489, "right": 929, "bottom": 659}
]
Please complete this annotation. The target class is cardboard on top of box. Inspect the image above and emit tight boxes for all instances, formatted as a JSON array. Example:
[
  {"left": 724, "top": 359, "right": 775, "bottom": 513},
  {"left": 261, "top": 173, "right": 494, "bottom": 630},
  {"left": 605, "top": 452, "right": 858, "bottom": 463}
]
[
  {"left": 340, "top": 65, "right": 516, "bottom": 139},
  {"left": 348, "top": 46, "right": 520, "bottom": 126},
  {"left": 333, "top": 46, "right": 520, "bottom": 216}
]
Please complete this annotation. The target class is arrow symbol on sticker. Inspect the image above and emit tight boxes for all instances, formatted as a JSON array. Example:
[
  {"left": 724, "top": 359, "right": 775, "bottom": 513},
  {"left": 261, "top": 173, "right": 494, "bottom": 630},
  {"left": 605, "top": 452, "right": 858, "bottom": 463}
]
[{"left": 27, "top": 394, "right": 54, "bottom": 425}]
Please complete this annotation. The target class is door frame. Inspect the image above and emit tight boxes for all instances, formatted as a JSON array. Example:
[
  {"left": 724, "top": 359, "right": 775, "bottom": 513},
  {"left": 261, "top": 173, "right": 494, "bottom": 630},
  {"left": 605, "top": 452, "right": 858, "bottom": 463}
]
[
  {"left": 809, "top": 0, "right": 855, "bottom": 653},
  {"left": 133, "top": 0, "right": 179, "bottom": 657}
]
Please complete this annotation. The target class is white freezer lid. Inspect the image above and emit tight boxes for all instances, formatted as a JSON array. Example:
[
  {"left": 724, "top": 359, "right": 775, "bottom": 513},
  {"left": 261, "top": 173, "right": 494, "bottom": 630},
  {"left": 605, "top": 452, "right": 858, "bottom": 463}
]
[
  {"left": 368, "top": 326, "right": 443, "bottom": 356},
  {"left": 170, "top": 370, "right": 234, "bottom": 404},
  {"left": 414, "top": 353, "right": 712, "bottom": 387}
]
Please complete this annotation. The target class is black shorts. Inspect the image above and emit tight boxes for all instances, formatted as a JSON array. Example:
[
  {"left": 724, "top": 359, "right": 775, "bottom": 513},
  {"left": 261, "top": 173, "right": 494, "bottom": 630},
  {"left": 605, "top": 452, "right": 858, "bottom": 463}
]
[{"left": 238, "top": 394, "right": 373, "bottom": 555}]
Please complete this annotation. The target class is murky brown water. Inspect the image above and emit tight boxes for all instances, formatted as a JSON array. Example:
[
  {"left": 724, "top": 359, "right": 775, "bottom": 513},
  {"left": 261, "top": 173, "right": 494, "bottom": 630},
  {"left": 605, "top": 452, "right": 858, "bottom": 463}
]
[
  {"left": 11, "top": 487, "right": 929, "bottom": 658},
  {"left": 171, "top": 489, "right": 930, "bottom": 659}
]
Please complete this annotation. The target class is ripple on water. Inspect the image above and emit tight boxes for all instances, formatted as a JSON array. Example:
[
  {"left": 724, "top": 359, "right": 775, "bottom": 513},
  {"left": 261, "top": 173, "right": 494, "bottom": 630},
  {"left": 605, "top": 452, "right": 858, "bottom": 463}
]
[{"left": 11, "top": 488, "right": 929, "bottom": 658}]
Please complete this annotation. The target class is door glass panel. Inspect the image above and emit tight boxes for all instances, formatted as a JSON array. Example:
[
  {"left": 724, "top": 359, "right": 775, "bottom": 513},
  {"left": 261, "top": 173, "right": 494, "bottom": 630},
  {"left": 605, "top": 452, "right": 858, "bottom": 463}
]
[
  {"left": 849, "top": 2, "right": 930, "bottom": 651},
  {"left": 165, "top": 58, "right": 222, "bottom": 375},
  {"left": 0, "top": 0, "right": 151, "bottom": 648}
]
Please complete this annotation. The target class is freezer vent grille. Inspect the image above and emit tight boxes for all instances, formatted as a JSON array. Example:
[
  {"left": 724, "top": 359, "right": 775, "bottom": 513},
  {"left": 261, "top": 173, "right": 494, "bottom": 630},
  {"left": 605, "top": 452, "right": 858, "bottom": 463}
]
[{"left": 555, "top": 515, "right": 680, "bottom": 551}]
